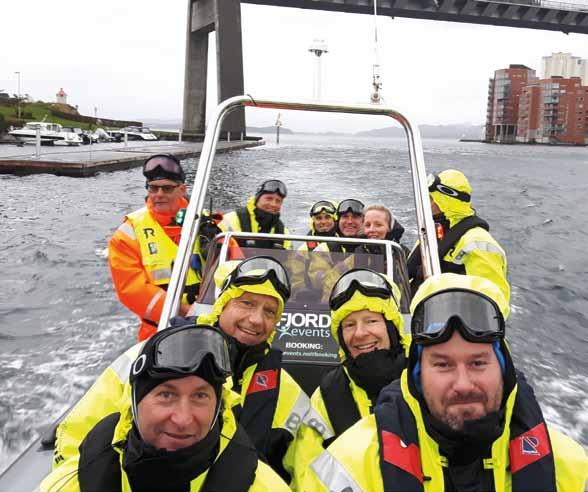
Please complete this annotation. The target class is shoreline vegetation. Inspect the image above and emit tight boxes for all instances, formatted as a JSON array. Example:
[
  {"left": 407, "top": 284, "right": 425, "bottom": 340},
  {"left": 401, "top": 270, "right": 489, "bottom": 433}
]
[
  {"left": 0, "top": 100, "right": 140, "bottom": 133},
  {"left": 2, "top": 104, "right": 585, "bottom": 146}
]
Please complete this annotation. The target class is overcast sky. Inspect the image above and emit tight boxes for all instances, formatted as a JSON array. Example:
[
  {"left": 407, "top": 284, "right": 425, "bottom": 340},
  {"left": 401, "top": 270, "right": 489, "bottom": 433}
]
[{"left": 2, "top": 0, "right": 588, "bottom": 132}]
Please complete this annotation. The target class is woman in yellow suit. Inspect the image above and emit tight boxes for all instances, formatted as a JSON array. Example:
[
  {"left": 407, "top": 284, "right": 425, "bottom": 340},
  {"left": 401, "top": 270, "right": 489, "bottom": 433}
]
[{"left": 290, "top": 268, "right": 409, "bottom": 490}]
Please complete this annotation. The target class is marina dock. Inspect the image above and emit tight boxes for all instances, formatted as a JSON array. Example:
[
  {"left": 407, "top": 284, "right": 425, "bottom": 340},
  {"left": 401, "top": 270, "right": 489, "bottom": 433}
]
[{"left": 0, "top": 139, "right": 264, "bottom": 177}]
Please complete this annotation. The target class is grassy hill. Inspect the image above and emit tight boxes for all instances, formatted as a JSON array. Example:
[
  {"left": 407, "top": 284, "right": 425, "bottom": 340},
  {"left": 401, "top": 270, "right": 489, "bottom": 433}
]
[
  {"left": 0, "top": 100, "right": 141, "bottom": 132},
  {"left": 0, "top": 102, "right": 90, "bottom": 129}
]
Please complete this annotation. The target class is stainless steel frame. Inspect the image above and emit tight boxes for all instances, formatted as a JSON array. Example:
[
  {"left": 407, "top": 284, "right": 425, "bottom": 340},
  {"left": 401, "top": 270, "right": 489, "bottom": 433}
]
[{"left": 158, "top": 95, "right": 440, "bottom": 331}]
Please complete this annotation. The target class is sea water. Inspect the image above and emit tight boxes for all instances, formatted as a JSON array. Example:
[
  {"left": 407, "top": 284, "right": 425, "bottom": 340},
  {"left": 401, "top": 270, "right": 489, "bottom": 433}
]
[{"left": 1, "top": 135, "right": 587, "bottom": 472}]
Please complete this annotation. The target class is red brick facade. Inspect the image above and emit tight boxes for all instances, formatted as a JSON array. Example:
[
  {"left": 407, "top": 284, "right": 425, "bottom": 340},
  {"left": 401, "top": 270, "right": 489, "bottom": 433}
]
[
  {"left": 485, "top": 65, "right": 537, "bottom": 143},
  {"left": 486, "top": 65, "right": 588, "bottom": 145},
  {"left": 517, "top": 82, "right": 541, "bottom": 143}
]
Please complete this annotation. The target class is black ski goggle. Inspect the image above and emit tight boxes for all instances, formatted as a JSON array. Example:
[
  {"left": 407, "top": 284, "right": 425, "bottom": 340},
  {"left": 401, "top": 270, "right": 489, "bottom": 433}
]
[
  {"left": 222, "top": 256, "right": 291, "bottom": 302},
  {"left": 143, "top": 154, "right": 185, "bottom": 181},
  {"left": 310, "top": 200, "right": 336, "bottom": 216},
  {"left": 257, "top": 179, "right": 288, "bottom": 198},
  {"left": 329, "top": 269, "right": 396, "bottom": 311},
  {"left": 411, "top": 290, "right": 504, "bottom": 346},
  {"left": 427, "top": 174, "right": 471, "bottom": 202},
  {"left": 337, "top": 199, "right": 365, "bottom": 216},
  {"left": 131, "top": 325, "right": 231, "bottom": 380}
]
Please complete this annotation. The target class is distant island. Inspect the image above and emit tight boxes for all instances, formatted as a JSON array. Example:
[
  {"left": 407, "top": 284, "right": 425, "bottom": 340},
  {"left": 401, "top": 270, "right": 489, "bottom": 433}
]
[
  {"left": 249, "top": 124, "right": 484, "bottom": 139},
  {"left": 139, "top": 118, "right": 484, "bottom": 140},
  {"left": 354, "top": 124, "right": 484, "bottom": 139},
  {"left": 247, "top": 126, "right": 294, "bottom": 135}
]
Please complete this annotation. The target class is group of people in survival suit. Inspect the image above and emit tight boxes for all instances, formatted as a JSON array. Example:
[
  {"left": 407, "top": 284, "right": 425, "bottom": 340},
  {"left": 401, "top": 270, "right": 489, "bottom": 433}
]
[
  {"left": 44, "top": 153, "right": 587, "bottom": 491},
  {"left": 108, "top": 154, "right": 415, "bottom": 341}
]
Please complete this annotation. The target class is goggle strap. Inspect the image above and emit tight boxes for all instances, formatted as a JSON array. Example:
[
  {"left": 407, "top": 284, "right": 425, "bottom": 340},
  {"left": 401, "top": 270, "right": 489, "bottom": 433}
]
[{"left": 428, "top": 175, "right": 471, "bottom": 202}]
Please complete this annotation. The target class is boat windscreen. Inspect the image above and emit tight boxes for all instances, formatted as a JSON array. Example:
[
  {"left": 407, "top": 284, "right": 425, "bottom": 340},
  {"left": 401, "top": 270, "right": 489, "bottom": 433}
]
[
  {"left": 194, "top": 239, "right": 411, "bottom": 368},
  {"left": 197, "top": 240, "right": 408, "bottom": 313}
]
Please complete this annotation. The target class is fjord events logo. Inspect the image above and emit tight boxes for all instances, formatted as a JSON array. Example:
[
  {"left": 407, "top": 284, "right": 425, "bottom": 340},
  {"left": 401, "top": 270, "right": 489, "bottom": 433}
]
[{"left": 276, "top": 312, "right": 332, "bottom": 340}]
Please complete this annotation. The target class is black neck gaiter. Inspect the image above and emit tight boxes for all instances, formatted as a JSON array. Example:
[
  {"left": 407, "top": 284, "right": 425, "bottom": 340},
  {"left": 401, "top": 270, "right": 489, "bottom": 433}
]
[
  {"left": 122, "top": 420, "right": 221, "bottom": 492},
  {"left": 253, "top": 208, "right": 282, "bottom": 248},
  {"left": 344, "top": 347, "right": 406, "bottom": 403},
  {"left": 424, "top": 408, "right": 504, "bottom": 466},
  {"left": 226, "top": 336, "right": 268, "bottom": 392},
  {"left": 254, "top": 207, "right": 280, "bottom": 232}
]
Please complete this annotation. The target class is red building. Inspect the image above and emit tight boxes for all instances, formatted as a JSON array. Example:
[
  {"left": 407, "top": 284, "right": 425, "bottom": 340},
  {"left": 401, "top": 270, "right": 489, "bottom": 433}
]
[
  {"left": 517, "top": 81, "right": 541, "bottom": 143},
  {"left": 517, "top": 77, "right": 588, "bottom": 145},
  {"left": 485, "top": 65, "right": 537, "bottom": 143}
]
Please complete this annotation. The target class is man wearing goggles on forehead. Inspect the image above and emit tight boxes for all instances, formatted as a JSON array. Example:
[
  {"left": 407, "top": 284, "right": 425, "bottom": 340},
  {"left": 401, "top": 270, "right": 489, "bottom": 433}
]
[
  {"left": 291, "top": 269, "right": 409, "bottom": 490},
  {"left": 108, "top": 154, "right": 200, "bottom": 341},
  {"left": 298, "top": 200, "right": 338, "bottom": 252},
  {"left": 53, "top": 257, "right": 309, "bottom": 485},
  {"left": 407, "top": 168, "right": 510, "bottom": 305},
  {"left": 42, "top": 325, "right": 290, "bottom": 491},
  {"left": 192, "top": 256, "right": 308, "bottom": 483},
  {"left": 219, "top": 179, "right": 291, "bottom": 249},
  {"left": 303, "top": 273, "right": 588, "bottom": 492}
]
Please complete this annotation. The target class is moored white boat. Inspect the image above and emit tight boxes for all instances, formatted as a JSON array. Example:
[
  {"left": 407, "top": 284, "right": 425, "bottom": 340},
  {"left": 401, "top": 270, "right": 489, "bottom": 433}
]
[
  {"left": 109, "top": 126, "right": 158, "bottom": 141},
  {"left": 8, "top": 122, "right": 83, "bottom": 146}
]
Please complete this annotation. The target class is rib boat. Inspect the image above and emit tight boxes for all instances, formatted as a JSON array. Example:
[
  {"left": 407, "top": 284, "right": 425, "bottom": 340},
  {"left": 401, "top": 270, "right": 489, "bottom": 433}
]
[{"left": 0, "top": 96, "right": 440, "bottom": 491}]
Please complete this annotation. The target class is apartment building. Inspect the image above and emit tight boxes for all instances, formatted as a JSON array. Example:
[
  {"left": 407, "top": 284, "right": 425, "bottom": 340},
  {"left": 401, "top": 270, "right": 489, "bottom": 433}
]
[
  {"left": 517, "top": 76, "right": 588, "bottom": 145},
  {"left": 485, "top": 65, "right": 537, "bottom": 143},
  {"left": 542, "top": 52, "right": 588, "bottom": 85}
]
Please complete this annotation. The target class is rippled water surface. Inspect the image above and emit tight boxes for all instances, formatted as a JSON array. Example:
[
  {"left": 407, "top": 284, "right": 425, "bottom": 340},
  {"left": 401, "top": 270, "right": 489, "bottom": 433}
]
[{"left": 1, "top": 135, "right": 587, "bottom": 472}]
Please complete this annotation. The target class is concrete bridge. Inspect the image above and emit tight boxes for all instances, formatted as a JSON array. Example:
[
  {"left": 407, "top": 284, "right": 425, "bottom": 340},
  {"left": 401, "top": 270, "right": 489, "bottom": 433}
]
[{"left": 182, "top": 0, "right": 588, "bottom": 135}]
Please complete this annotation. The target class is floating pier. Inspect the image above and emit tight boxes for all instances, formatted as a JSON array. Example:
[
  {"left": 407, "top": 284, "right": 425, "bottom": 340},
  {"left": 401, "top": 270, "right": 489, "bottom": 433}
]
[{"left": 0, "top": 139, "right": 263, "bottom": 177}]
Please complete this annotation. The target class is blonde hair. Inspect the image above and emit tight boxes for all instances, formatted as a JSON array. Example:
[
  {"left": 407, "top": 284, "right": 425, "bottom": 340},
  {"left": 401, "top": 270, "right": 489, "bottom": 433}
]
[{"left": 364, "top": 204, "right": 393, "bottom": 228}]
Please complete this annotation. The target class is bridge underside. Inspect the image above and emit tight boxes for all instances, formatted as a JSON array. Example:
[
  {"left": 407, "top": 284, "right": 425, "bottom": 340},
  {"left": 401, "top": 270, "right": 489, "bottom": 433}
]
[
  {"left": 183, "top": 0, "right": 588, "bottom": 135},
  {"left": 245, "top": 0, "right": 588, "bottom": 34}
]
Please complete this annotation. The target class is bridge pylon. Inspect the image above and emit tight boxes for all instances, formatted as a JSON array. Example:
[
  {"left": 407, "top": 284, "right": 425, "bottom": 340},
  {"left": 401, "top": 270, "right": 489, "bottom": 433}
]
[{"left": 183, "top": 0, "right": 245, "bottom": 137}]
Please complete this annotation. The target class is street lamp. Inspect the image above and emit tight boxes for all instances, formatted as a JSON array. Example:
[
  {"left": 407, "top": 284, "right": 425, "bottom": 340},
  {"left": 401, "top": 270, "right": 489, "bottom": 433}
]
[{"left": 14, "top": 72, "right": 21, "bottom": 120}]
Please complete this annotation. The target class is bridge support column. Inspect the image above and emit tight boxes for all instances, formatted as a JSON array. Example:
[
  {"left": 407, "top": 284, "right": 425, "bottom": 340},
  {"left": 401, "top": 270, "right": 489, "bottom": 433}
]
[{"left": 182, "top": 0, "right": 245, "bottom": 137}]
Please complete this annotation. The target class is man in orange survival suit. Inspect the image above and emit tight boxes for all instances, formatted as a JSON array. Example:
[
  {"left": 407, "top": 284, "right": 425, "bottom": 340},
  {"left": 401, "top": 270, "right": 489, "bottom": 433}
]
[{"left": 108, "top": 154, "right": 199, "bottom": 341}]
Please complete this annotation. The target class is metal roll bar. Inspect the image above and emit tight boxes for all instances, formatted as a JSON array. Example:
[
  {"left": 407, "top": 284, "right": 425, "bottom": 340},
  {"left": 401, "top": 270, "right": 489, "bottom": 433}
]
[{"left": 158, "top": 95, "right": 441, "bottom": 331}]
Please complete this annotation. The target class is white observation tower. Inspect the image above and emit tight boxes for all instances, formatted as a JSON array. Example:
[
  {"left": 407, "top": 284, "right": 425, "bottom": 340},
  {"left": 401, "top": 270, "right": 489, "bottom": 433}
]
[{"left": 308, "top": 39, "right": 328, "bottom": 100}]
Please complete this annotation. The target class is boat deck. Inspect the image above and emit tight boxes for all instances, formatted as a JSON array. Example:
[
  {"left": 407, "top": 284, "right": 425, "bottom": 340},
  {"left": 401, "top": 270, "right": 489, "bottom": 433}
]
[{"left": 0, "top": 139, "right": 264, "bottom": 177}]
